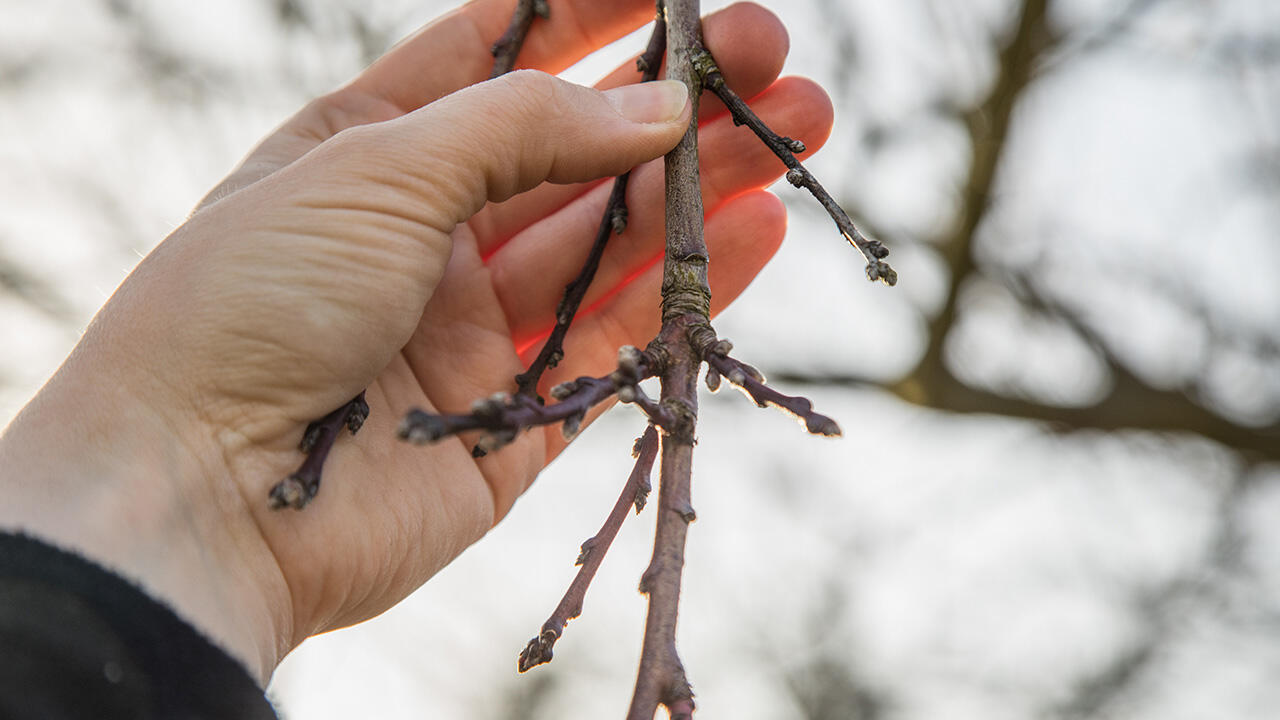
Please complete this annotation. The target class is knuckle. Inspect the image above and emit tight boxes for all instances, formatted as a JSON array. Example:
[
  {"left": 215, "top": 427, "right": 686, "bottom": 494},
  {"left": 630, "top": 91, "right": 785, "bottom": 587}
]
[{"left": 491, "top": 69, "right": 564, "bottom": 116}]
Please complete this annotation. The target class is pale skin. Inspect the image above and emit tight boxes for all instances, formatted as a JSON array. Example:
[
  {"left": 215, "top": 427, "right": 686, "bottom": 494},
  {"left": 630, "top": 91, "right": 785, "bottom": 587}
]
[{"left": 0, "top": 0, "right": 833, "bottom": 686}]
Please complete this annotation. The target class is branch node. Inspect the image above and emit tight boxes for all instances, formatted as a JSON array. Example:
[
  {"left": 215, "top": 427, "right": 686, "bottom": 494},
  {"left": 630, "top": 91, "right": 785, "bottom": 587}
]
[
  {"left": 267, "top": 475, "right": 309, "bottom": 511},
  {"left": 476, "top": 428, "right": 518, "bottom": 455},
  {"left": 611, "top": 205, "right": 629, "bottom": 235},
  {"left": 270, "top": 393, "right": 369, "bottom": 509},
  {"left": 517, "top": 629, "right": 558, "bottom": 673},
  {"left": 561, "top": 412, "right": 585, "bottom": 442},
  {"left": 550, "top": 380, "right": 579, "bottom": 401},
  {"left": 617, "top": 344, "right": 645, "bottom": 380},
  {"left": 575, "top": 536, "right": 598, "bottom": 566},
  {"left": 397, "top": 410, "right": 446, "bottom": 445},
  {"left": 705, "top": 365, "right": 721, "bottom": 393}
]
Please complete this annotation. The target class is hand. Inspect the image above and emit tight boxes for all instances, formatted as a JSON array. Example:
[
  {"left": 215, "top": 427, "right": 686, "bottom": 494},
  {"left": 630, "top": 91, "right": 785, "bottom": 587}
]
[{"left": 0, "top": 0, "right": 833, "bottom": 685}]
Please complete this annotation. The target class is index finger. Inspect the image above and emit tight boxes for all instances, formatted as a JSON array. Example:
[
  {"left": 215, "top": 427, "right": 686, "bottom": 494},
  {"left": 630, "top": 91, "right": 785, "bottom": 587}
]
[{"left": 352, "top": 0, "right": 657, "bottom": 112}]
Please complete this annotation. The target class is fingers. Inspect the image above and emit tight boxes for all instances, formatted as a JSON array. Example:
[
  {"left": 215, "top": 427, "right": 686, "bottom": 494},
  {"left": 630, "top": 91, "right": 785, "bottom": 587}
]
[
  {"left": 537, "top": 189, "right": 788, "bottom": 461},
  {"left": 351, "top": 0, "right": 657, "bottom": 113},
  {"left": 314, "top": 71, "right": 693, "bottom": 241},
  {"left": 487, "top": 76, "right": 834, "bottom": 343},
  {"left": 197, "top": 0, "right": 660, "bottom": 211},
  {"left": 471, "top": 1, "right": 791, "bottom": 251}
]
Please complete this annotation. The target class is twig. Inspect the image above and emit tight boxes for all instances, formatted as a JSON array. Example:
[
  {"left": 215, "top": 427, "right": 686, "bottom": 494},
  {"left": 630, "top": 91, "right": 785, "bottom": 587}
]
[
  {"left": 701, "top": 339, "right": 842, "bottom": 437},
  {"left": 700, "top": 57, "right": 897, "bottom": 285},
  {"left": 513, "top": 14, "right": 668, "bottom": 400},
  {"left": 269, "top": 392, "right": 369, "bottom": 510},
  {"left": 518, "top": 425, "right": 659, "bottom": 672},
  {"left": 489, "top": 0, "right": 550, "bottom": 78},
  {"left": 398, "top": 346, "right": 664, "bottom": 454}
]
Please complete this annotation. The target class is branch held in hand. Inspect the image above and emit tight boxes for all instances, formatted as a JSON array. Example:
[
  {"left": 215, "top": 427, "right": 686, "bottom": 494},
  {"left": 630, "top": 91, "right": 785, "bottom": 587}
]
[
  {"left": 512, "top": 15, "right": 668, "bottom": 400},
  {"left": 398, "top": 346, "right": 667, "bottom": 455},
  {"left": 269, "top": 392, "right": 369, "bottom": 510},
  {"left": 490, "top": 0, "right": 550, "bottom": 78}
]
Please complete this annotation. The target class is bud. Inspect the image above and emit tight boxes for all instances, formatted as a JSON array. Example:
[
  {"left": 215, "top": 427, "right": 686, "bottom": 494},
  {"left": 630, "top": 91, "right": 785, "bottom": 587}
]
[
  {"left": 617, "top": 345, "right": 643, "bottom": 377},
  {"left": 561, "top": 413, "right": 583, "bottom": 442},
  {"left": 550, "top": 380, "right": 578, "bottom": 401},
  {"left": 786, "top": 167, "right": 805, "bottom": 187}
]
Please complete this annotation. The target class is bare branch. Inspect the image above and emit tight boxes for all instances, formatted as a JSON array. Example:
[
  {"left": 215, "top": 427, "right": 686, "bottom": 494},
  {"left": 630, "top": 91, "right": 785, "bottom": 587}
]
[
  {"left": 518, "top": 425, "right": 660, "bottom": 672},
  {"left": 701, "top": 340, "right": 841, "bottom": 437},
  {"left": 626, "top": 0, "right": 705, "bottom": 715},
  {"left": 398, "top": 346, "right": 661, "bottom": 454},
  {"left": 268, "top": 392, "right": 369, "bottom": 510},
  {"left": 489, "top": 0, "right": 549, "bottom": 79},
  {"left": 699, "top": 57, "right": 896, "bottom": 285},
  {"left": 512, "top": 13, "right": 667, "bottom": 401}
]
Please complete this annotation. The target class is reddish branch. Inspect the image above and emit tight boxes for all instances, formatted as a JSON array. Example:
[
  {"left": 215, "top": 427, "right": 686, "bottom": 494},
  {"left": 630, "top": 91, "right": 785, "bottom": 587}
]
[
  {"left": 489, "top": 0, "right": 549, "bottom": 78},
  {"left": 268, "top": 392, "right": 369, "bottom": 510},
  {"left": 398, "top": 346, "right": 667, "bottom": 454},
  {"left": 518, "top": 425, "right": 659, "bottom": 672},
  {"left": 624, "top": 0, "right": 708, "bottom": 715},
  {"left": 513, "top": 15, "right": 668, "bottom": 400},
  {"left": 700, "top": 60, "right": 897, "bottom": 285},
  {"left": 701, "top": 340, "right": 842, "bottom": 437}
]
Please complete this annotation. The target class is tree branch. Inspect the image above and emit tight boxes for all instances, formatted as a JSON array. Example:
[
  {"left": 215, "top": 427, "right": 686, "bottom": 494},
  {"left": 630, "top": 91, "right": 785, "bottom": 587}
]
[
  {"left": 513, "top": 16, "right": 667, "bottom": 400},
  {"left": 398, "top": 346, "right": 661, "bottom": 454},
  {"left": 518, "top": 425, "right": 659, "bottom": 672},
  {"left": 268, "top": 392, "right": 369, "bottom": 510},
  {"left": 489, "top": 0, "right": 549, "bottom": 78},
  {"left": 702, "top": 340, "right": 842, "bottom": 437},
  {"left": 700, "top": 63, "right": 896, "bottom": 285},
  {"left": 625, "top": 1, "right": 706, "bottom": 716}
]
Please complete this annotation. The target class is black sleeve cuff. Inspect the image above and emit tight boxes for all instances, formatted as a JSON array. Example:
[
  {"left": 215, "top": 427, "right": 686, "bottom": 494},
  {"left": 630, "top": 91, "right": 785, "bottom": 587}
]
[{"left": 0, "top": 531, "right": 278, "bottom": 720}]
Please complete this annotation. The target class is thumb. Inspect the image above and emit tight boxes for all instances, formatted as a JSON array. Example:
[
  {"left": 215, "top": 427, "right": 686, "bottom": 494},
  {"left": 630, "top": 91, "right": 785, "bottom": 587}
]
[
  {"left": 316, "top": 70, "right": 692, "bottom": 235},
  {"left": 123, "top": 71, "right": 691, "bottom": 415}
]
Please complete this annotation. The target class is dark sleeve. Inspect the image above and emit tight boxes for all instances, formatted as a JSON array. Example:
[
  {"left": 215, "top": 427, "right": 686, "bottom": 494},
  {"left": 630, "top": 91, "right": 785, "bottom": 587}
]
[{"left": 0, "top": 532, "right": 278, "bottom": 720}]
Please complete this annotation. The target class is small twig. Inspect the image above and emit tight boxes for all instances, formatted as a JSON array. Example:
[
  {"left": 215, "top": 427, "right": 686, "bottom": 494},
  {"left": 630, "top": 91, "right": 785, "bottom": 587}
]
[
  {"left": 518, "top": 425, "right": 659, "bottom": 672},
  {"left": 513, "top": 15, "right": 668, "bottom": 401},
  {"left": 699, "top": 55, "right": 897, "bottom": 285},
  {"left": 398, "top": 346, "right": 665, "bottom": 454},
  {"left": 701, "top": 339, "right": 842, "bottom": 437},
  {"left": 269, "top": 392, "right": 370, "bottom": 510},
  {"left": 490, "top": 0, "right": 550, "bottom": 78}
]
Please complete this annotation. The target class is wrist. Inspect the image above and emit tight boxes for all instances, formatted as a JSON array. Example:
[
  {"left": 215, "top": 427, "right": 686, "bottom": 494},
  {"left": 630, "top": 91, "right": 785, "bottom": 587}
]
[{"left": 0, "top": 352, "right": 293, "bottom": 685}]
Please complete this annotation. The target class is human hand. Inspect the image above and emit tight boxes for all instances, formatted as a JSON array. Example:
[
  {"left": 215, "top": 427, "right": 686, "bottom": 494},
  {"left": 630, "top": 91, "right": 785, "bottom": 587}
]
[{"left": 0, "top": 0, "right": 833, "bottom": 684}]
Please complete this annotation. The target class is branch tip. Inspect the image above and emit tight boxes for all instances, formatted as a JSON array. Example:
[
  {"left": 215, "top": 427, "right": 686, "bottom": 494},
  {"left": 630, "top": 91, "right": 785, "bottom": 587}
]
[
  {"left": 516, "top": 425, "right": 659, "bottom": 671},
  {"left": 702, "top": 55, "right": 899, "bottom": 285},
  {"left": 518, "top": 629, "right": 558, "bottom": 673},
  {"left": 271, "top": 392, "right": 369, "bottom": 510},
  {"left": 267, "top": 475, "right": 310, "bottom": 511}
]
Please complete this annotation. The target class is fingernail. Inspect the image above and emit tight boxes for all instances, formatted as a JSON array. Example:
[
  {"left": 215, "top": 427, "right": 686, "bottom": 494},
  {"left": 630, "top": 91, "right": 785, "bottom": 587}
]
[{"left": 604, "top": 80, "right": 690, "bottom": 124}]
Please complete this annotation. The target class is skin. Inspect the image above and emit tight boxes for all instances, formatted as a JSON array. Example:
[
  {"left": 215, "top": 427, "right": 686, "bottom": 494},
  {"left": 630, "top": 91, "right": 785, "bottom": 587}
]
[{"left": 0, "top": 0, "right": 834, "bottom": 686}]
